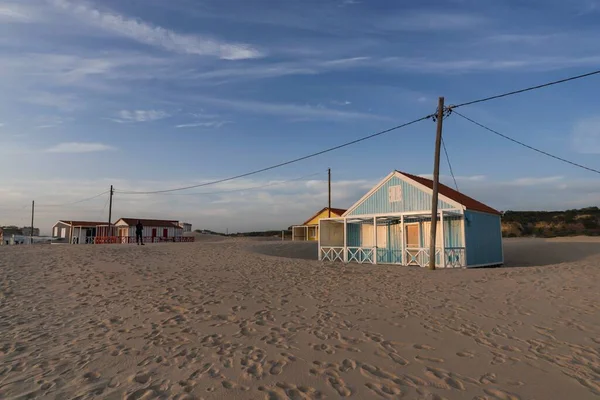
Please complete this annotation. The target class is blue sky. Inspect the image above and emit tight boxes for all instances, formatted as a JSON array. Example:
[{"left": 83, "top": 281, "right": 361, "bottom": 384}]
[{"left": 1, "top": 0, "right": 600, "bottom": 233}]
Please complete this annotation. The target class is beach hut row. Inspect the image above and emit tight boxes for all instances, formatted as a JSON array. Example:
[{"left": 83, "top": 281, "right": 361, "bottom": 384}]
[
  {"left": 51, "top": 218, "right": 194, "bottom": 244},
  {"left": 302, "top": 170, "right": 503, "bottom": 268}
]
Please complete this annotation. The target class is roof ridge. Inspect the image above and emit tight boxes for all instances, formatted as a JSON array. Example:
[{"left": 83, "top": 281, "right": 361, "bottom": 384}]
[{"left": 395, "top": 170, "right": 501, "bottom": 215}]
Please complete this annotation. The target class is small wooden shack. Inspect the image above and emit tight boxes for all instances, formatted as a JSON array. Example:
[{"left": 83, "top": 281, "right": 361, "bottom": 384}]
[
  {"left": 292, "top": 207, "right": 347, "bottom": 241},
  {"left": 318, "top": 170, "right": 503, "bottom": 268}
]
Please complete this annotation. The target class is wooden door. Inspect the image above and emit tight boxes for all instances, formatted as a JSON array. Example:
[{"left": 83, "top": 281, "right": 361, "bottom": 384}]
[
  {"left": 152, "top": 228, "right": 157, "bottom": 238},
  {"left": 163, "top": 228, "right": 168, "bottom": 238},
  {"left": 405, "top": 224, "right": 420, "bottom": 248}
]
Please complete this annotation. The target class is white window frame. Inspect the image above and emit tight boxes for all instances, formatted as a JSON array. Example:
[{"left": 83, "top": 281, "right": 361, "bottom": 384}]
[{"left": 388, "top": 185, "right": 402, "bottom": 203}]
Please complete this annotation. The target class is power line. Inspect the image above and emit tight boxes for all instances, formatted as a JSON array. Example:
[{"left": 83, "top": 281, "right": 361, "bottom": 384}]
[
  {"left": 99, "top": 194, "right": 110, "bottom": 219},
  {"left": 118, "top": 172, "right": 325, "bottom": 196},
  {"left": 449, "top": 68, "right": 600, "bottom": 109},
  {"left": 441, "top": 137, "right": 460, "bottom": 193},
  {"left": 116, "top": 114, "right": 433, "bottom": 194},
  {"left": 37, "top": 190, "right": 110, "bottom": 208},
  {"left": 452, "top": 110, "right": 600, "bottom": 175}
]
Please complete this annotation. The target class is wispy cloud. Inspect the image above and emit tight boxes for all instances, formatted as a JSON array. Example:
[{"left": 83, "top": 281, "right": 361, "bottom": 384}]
[
  {"left": 175, "top": 121, "right": 231, "bottom": 129},
  {"left": 195, "top": 97, "right": 389, "bottom": 121},
  {"left": 331, "top": 100, "right": 352, "bottom": 106},
  {"left": 484, "top": 33, "right": 563, "bottom": 45},
  {"left": 0, "top": 3, "right": 39, "bottom": 22},
  {"left": 380, "top": 11, "right": 486, "bottom": 31},
  {"left": 112, "top": 110, "right": 170, "bottom": 123},
  {"left": 45, "top": 142, "right": 115, "bottom": 153},
  {"left": 418, "top": 174, "right": 487, "bottom": 183},
  {"left": 22, "top": 92, "right": 81, "bottom": 111},
  {"left": 382, "top": 55, "right": 600, "bottom": 73},
  {"left": 572, "top": 116, "right": 600, "bottom": 154},
  {"left": 510, "top": 176, "right": 564, "bottom": 186},
  {"left": 49, "top": 0, "right": 264, "bottom": 60}
]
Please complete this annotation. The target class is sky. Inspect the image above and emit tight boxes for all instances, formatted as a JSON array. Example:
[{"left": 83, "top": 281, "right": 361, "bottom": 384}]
[{"left": 1, "top": 0, "right": 600, "bottom": 234}]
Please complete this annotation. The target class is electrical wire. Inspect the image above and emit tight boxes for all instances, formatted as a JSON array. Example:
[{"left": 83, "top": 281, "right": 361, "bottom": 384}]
[
  {"left": 37, "top": 190, "right": 110, "bottom": 208},
  {"left": 452, "top": 110, "right": 600, "bottom": 175},
  {"left": 116, "top": 114, "right": 433, "bottom": 194},
  {"left": 118, "top": 172, "right": 325, "bottom": 196},
  {"left": 449, "top": 69, "right": 600, "bottom": 109},
  {"left": 441, "top": 137, "right": 460, "bottom": 193},
  {"left": 99, "top": 194, "right": 110, "bottom": 219}
]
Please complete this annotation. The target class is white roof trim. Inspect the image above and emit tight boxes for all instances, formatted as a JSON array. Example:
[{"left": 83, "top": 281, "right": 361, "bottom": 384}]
[
  {"left": 343, "top": 171, "right": 465, "bottom": 216},
  {"left": 394, "top": 171, "right": 464, "bottom": 210},
  {"left": 342, "top": 171, "right": 396, "bottom": 217}
]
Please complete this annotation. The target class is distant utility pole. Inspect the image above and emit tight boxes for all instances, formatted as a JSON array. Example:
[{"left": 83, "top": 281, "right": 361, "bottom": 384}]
[
  {"left": 108, "top": 185, "right": 114, "bottom": 235},
  {"left": 30, "top": 200, "right": 35, "bottom": 244},
  {"left": 429, "top": 97, "right": 445, "bottom": 271},
  {"left": 328, "top": 168, "right": 331, "bottom": 218}
]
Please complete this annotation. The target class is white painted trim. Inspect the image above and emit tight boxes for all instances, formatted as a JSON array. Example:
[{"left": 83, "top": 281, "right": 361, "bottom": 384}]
[
  {"left": 317, "top": 219, "right": 321, "bottom": 260},
  {"left": 322, "top": 209, "right": 463, "bottom": 222},
  {"left": 342, "top": 171, "right": 397, "bottom": 217},
  {"left": 466, "top": 262, "right": 503, "bottom": 269},
  {"left": 343, "top": 219, "right": 348, "bottom": 263},
  {"left": 343, "top": 171, "right": 466, "bottom": 217},
  {"left": 440, "top": 211, "right": 445, "bottom": 268},
  {"left": 461, "top": 216, "right": 467, "bottom": 267},
  {"left": 373, "top": 216, "right": 377, "bottom": 265},
  {"left": 401, "top": 214, "right": 406, "bottom": 258},
  {"left": 394, "top": 171, "right": 465, "bottom": 210},
  {"left": 499, "top": 217, "right": 504, "bottom": 264}
]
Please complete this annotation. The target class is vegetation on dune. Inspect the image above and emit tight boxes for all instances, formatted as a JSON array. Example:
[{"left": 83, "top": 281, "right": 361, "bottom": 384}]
[{"left": 501, "top": 207, "right": 600, "bottom": 238}]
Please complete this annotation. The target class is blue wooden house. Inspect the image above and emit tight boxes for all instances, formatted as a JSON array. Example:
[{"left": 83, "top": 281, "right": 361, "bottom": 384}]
[{"left": 318, "top": 170, "right": 503, "bottom": 268}]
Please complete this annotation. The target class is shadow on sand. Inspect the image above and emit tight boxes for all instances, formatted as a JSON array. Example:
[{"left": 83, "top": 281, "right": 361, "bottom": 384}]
[{"left": 251, "top": 238, "right": 600, "bottom": 268}]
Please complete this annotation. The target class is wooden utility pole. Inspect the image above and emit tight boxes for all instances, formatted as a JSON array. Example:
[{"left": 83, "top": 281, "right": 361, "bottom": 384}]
[
  {"left": 429, "top": 97, "right": 445, "bottom": 271},
  {"left": 108, "top": 185, "right": 114, "bottom": 236},
  {"left": 328, "top": 168, "right": 331, "bottom": 217},
  {"left": 30, "top": 200, "right": 35, "bottom": 244}
]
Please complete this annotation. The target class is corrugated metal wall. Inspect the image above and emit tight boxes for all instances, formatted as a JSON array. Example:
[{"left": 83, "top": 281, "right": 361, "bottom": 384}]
[
  {"left": 464, "top": 211, "right": 503, "bottom": 267},
  {"left": 348, "top": 176, "right": 456, "bottom": 216}
]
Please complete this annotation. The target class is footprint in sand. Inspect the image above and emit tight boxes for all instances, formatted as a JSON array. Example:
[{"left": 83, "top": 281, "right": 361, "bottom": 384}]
[
  {"left": 484, "top": 388, "right": 521, "bottom": 400},
  {"left": 414, "top": 344, "right": 436, "bottom": 350},
  {"left": 479, "top": 373, "right": 497, "bottom": 385},
  {"left": 456, "top": 351, "right": 475, "bottom": 358},
  {"left": 365, "top": 382, "right": 402, "bottom": 398},
  {"left": 339, "top": 359, "right": 357, "bottom": 372},
  {"left": 388, "top": 352, "right": 409, "bottom": 366},
  {"left": 415, "top": 355, "right": 445, "bottom": 363},
  {"left": 270, "top": 360, "right": 286, "bottom": 375},
  {"left": 132, "top": 371, "right": 151, "bottom": 384}
]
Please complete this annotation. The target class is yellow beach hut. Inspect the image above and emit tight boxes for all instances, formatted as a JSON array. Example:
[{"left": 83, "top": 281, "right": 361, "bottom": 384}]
[{"left": 292, "top": 207, "right": 347, "bottom": 241}]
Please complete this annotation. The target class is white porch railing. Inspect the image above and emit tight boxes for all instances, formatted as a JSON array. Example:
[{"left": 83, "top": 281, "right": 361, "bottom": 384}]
[
  {"left": 405, "top": 247, "right": 442, "bottom": 267},
  {"left": 347, "top": 247, "right": 375, "bottom": 264},
  {"left": 320, "top": 246, "right": 344, "bottom": 262},
  {"left": 72, "top": 236, "right": 96, "bottom": 244},
  {"left": 321, "top": 246, "right": 466, "bottom": 268},
  {"left": 443, "top": 247, "right": 465, "bottom": 268}
]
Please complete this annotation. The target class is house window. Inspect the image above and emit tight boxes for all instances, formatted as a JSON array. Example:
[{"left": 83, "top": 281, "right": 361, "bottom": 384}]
[
  {"left": 389, "top": 185, "right": 402, "bottom": 203},
  {"left": 54, "top": 227, "right": 58, "bottom": 237},
  {"left": 61, "top": 228, "right": 66, "bottom": 238}
]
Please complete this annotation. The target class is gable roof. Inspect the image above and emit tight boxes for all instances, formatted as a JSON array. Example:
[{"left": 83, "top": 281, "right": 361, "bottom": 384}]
[
  {"left": 302, "top": 207, "right": 347, "bottom": 225},
  {"left": 116, "top": 218, "right": 182, "bottom": 228},
  {"left": 397, "top": 171, "right": 501, "bottom": 215},
  {"left": 58, "top": 220, "right": 105, "bottom": 227}
]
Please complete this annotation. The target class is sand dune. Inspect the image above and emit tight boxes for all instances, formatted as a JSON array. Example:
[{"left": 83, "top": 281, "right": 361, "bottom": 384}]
[{"left": 0, "top": 238, "right": 599, "bottom": 399}]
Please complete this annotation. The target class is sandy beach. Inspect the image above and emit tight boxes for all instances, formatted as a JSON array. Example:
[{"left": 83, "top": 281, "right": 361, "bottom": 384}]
[{"left": 1, "top": 236, "right": 599, "bottom": 399}]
